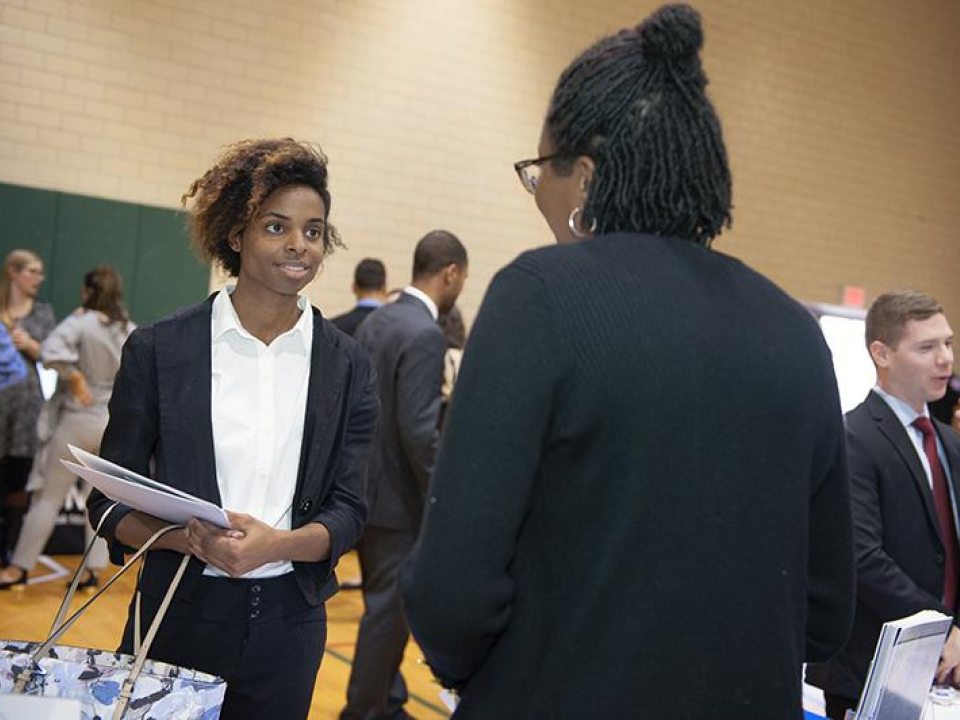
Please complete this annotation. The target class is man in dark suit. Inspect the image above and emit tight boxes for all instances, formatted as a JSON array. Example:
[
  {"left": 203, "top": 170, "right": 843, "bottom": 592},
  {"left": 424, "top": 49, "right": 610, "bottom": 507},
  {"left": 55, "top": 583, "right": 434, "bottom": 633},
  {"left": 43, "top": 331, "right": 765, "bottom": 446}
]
[
  {"left": 341, "top": 230, "right": 467, "bottom": 720},
  {"left": 332, "top": 258, "right": 388, "bottom": 337},
  {"left": 807, "top": 290, "right": 960, "bottom": 719}
]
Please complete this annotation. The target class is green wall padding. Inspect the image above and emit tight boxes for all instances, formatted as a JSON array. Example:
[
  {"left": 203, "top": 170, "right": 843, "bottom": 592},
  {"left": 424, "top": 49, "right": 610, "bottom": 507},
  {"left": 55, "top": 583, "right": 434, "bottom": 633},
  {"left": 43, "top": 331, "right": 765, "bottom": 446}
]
[{"left": 0, "top": 182, "right": 210, "bottom": 326}]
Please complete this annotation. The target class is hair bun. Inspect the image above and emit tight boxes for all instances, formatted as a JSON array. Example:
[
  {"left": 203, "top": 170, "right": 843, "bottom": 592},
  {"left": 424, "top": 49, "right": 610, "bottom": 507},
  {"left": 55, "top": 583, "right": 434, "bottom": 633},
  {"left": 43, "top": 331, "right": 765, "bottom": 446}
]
[{"left": 638, "top": 4, "right": 703, "bottom": 63}]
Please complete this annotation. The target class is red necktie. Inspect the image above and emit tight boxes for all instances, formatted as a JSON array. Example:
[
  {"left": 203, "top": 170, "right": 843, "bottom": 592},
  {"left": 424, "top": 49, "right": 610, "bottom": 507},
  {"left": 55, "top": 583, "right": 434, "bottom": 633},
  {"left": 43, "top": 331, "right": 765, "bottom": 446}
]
[{"left": 913, "top": 416, "right": 959, "bottom": 611}]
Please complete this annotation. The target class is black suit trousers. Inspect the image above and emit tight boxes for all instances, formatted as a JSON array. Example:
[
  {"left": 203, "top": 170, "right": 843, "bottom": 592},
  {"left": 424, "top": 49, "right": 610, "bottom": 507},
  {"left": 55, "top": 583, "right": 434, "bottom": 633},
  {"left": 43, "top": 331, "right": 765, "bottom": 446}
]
[
  {"left": 342, "top": 525, "right": 419, "bottom": 720},
  {"left": 122, "top": 571, "right": 325, "bottom": 720}
]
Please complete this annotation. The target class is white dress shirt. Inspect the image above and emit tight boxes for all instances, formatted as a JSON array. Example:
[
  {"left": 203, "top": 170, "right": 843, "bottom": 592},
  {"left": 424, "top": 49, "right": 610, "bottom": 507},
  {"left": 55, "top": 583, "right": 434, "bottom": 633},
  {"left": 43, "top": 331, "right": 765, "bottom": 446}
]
[
  {"left": 207, "top": 287, "right": 313, "bottom": 578},
  {"left": 402, "top": 286, "right": 438, "bottom": 321}
]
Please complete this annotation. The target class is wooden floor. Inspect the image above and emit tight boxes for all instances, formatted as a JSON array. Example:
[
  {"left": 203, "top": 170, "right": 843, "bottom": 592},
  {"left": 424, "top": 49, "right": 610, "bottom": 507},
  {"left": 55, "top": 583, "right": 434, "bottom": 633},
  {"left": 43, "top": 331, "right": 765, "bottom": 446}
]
[{"left": 0, "top": 551, "right": 450, "bottom": 719}]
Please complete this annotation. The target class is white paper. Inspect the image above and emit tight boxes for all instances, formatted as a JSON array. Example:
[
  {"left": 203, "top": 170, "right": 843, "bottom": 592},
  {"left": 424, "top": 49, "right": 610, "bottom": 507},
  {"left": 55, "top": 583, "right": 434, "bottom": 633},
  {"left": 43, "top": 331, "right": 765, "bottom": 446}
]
[
  {"left": 67, "top": 444, "right": 197, "bottom": 501},
  {"left": 62, "top": 459, "right": 230, "bottom": 529},
  {"left": 0, "top": 694, "right": 81, "bottom": 720},
  {"left": 439, "top": 689, "right": 459, "bottom": 712}
]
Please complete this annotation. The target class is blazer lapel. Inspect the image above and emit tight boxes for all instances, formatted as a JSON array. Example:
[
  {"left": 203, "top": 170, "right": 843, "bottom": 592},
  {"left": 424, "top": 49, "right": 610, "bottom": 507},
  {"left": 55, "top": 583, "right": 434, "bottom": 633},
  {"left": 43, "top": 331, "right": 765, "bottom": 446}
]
[
  {"left": 295, "top": 311, "right": 348, "bottom": 505},
  {"left": 156, "top": 298, "right": 221, "bottom": 506},
  {"left": 867, "top": 392, "right": 941, "bottom": 538}
]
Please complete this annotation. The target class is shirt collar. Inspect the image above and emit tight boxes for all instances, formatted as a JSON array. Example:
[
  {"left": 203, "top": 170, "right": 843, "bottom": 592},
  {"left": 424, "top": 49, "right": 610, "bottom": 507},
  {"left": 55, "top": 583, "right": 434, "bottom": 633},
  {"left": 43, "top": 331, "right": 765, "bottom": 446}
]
[
  {"left": 873, "top": 384, "right": 930, "bottom": 429},
  {"left": 356, "top": 298, "right": 383, "bottom": 309},
  {"left": 212, "top": 286, "right": 312, "bottom": 350},
  {"left": 403, "top": 286, "right": 438, "bottom": 321}
]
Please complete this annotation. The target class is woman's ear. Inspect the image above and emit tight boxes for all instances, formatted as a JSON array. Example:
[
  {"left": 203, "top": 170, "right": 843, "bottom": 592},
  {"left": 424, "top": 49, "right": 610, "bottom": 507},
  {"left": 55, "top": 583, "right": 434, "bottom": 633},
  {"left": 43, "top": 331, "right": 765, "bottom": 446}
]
[
  {"left": 574, "top": 155, "right": 596, "bottom": 195},
  {"left": 227, "top": 226, "right": 244, "bottom": 253}
]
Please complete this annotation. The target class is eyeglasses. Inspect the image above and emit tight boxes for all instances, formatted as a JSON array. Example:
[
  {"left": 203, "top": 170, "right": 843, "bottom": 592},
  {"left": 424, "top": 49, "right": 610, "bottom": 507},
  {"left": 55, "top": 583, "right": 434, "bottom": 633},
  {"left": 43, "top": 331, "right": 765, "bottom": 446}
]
[{"left": 513, "top": 153, "right": 561, "bottom": 195}]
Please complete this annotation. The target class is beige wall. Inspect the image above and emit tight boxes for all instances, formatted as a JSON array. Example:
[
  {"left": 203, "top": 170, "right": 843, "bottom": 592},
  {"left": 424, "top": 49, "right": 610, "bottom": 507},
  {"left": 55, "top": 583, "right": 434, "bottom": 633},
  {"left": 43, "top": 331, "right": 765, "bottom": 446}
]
[{"left": 1, "top": 0, "right": 958, "bottom": 325}]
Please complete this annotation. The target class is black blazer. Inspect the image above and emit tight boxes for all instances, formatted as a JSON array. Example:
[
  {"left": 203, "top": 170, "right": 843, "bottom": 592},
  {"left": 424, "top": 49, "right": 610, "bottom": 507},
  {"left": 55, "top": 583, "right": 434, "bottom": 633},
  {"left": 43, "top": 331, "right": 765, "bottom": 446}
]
[
  {"left": 87, "top": 297, "right": 378, "bottom": 607},
  {"left": 807, "top": 390, "right": 960, "bottom": 700},
  {"left": 331, "top": 304, "right": 377, "bottom": 337},
  {"left": 354, "top": 292, "right": 445, "bottom": 530},
  {"left": 402, "top": 234, "right": 854, "bottom": 719}
]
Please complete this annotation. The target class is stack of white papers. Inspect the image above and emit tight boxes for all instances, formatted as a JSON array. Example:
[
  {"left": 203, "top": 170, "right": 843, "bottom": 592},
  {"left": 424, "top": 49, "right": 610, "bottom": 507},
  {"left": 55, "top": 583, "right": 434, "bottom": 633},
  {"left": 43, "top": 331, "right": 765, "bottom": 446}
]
[
  {"left": 855, "top": 609, "right": 952, "bottom": 719},
  {"left": 62, "top": 445, "right": 230, "bottom": 528}
]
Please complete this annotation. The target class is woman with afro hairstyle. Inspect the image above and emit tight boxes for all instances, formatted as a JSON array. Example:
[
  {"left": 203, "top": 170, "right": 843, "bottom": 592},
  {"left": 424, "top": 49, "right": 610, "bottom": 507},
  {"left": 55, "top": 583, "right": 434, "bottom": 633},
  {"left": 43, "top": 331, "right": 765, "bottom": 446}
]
[
  {"left": 88, "top": 138, "right": 378, "bottom": 719},
  {"left": 402, "top": 5, "right": 854, "bottom": 718}
]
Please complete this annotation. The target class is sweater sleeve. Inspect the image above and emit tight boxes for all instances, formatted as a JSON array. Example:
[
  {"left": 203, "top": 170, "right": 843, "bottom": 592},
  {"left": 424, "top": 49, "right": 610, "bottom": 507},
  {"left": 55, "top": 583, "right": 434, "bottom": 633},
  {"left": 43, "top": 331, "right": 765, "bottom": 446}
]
[
  {"left": 401, "top": 262, "right": 563, "bottom": 689},
  {"left": 804, "top": 384, "right": 856, "bottom": 661},
  {"left": 40, "top": 313, "right": 82, "bottom": 376}
]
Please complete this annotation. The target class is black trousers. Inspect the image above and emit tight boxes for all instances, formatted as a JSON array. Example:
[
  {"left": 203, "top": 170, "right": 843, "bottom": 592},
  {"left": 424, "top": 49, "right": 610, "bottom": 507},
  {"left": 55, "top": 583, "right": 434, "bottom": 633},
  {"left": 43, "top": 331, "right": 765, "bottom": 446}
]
[
  {"left": 122, "top": 571, "right": 325, "bottom": 720},
  {"left": 824, "top": 692, "right": 858, "bottom": 720},
  {"left": 341, "top": 525, "right": 418, "bottom": 720},
  {"left": 0, "top": 456, "right": 32, "bottom": 566}
]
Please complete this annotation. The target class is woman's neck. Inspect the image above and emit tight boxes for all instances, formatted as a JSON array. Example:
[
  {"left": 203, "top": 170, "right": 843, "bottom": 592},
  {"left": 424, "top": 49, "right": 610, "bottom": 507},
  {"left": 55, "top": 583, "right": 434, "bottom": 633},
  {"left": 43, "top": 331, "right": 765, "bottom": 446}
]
[
  {"left": 229, "top": 283, "right": 302, "bottom": 346},
  {"left": 7, "top": 287, "right": 33, "bottom": 321}
]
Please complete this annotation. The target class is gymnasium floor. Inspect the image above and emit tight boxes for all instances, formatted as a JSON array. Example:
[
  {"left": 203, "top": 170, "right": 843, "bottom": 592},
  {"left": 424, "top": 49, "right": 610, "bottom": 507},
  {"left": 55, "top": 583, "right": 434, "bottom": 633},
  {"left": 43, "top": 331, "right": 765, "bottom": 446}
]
[{"left": 0, "top": 550, "right": 450, "bottom": 719}]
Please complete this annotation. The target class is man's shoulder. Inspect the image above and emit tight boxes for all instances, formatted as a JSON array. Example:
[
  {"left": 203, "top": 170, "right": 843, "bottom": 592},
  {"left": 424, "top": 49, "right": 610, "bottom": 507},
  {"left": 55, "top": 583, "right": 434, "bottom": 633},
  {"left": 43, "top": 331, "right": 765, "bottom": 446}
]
[
  {"left": 332, "top": 304, "right": 372, "bottom": 324},
  {"left": 375, "top": 297, "right": 435, "bottom": 328},
  {"left": 845, "top": 394, "right": 879, "bottom": 431},
  {"left": 844, "top": 394, "right": 908, "bottom": 456}
]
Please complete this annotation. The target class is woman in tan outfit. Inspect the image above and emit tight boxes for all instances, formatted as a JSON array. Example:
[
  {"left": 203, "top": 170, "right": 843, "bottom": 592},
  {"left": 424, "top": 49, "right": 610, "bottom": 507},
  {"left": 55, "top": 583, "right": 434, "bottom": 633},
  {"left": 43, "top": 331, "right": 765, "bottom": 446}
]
[{"left": 0, "top": 265, "right": 133, "bottom": 590}]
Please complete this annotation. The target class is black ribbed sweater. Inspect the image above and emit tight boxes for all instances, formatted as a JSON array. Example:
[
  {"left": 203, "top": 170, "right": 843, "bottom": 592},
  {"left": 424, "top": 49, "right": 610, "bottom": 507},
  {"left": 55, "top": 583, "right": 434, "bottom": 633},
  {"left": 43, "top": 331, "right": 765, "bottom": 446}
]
[{"left": 403, "top": 233, "right": 854, "bottom": 719}]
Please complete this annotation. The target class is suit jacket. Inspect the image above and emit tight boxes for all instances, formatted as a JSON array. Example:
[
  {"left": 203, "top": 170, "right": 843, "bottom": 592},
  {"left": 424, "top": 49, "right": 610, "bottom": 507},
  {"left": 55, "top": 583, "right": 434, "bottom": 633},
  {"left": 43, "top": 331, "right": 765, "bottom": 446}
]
[
  {"left": 332, "top": 304, "right": 377, "bottom": 337},
  {"left": 354, "top": 292, "right": 446, "bottom": 530},
  {"left": 401, "top": 233, "right": 855, "bottom": 719},
  {"left": 87, "top": 297, "right": 378, "bottom": 607},
  {"left": 807, "top": 390, "right": 960, "bottom": 700}
]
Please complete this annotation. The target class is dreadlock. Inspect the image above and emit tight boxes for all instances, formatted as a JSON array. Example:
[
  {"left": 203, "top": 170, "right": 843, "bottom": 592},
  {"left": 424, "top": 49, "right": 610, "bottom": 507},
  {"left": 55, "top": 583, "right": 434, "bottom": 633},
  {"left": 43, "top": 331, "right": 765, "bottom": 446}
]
[{"left": 546, "top": 4, "right": 732, "bottom": 246}]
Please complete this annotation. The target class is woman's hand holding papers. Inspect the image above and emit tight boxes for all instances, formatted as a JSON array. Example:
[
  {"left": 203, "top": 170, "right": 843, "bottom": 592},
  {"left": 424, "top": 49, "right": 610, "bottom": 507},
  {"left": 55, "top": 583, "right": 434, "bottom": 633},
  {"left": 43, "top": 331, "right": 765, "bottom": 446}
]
[
  {"left": 185, "top": 511, "right": 333, "bottom": 577},
  {"left": 185, "top": 513, "right": 266, "bottom": 577}
]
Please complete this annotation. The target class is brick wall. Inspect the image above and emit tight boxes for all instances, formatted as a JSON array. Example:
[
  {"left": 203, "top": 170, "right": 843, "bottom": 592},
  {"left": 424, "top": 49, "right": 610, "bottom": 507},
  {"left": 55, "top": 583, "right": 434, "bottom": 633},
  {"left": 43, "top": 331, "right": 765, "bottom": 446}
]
[{"left": 1, "top": 0, "right": 958, "bottom": 324}]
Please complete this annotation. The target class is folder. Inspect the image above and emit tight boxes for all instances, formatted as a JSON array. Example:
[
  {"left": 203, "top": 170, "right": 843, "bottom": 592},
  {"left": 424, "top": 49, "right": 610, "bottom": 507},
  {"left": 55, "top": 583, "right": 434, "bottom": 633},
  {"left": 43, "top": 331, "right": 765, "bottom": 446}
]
[
  {"left": 62, "top": 445, "right": 230, "bottom": 528},
  {"left": 853, "top": 609, "right": 952, "bottom": 719}
]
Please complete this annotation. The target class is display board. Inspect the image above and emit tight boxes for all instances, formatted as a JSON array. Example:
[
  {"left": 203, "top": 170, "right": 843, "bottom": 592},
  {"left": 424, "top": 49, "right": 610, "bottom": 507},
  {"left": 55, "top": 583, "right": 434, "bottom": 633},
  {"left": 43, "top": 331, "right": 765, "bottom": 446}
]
[
  {"left": 0, "top": 182, "right": 209, "bottom": 325},
  {"left": 807, "top": 303, "right": 875, "bottom": 414}
]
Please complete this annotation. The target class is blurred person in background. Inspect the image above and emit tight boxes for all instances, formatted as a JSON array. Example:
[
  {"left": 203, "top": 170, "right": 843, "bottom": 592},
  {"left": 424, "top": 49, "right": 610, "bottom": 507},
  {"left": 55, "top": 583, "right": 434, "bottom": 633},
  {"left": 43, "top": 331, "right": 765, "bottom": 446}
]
[
  {"left": 0, "top": 265, "right": 134, "bottom": 590},
  {"left": 332, "top": 258, "right": 388, "bottom": 337},
  {"left": 0, "top": 323, "right": 27, "bottom": 391},
  {"left": 437, "top": 305, "right": 465, "bottom": 429},
  {"left": 807, "top": 290, "right": 960, "bottom": 719},
  {"left": 0, "top": 249, "right": 55, "bottom": 567},
  {"left": 341, "top": 230, "right": 467, "bottom": 720}
]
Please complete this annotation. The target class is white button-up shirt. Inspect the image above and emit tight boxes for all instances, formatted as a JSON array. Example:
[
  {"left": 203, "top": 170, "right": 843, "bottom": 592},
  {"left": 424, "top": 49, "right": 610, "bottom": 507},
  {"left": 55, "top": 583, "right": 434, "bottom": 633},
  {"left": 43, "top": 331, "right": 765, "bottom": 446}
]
[{"left": 206, "top": 287, "right": 313, "bottom": 578}]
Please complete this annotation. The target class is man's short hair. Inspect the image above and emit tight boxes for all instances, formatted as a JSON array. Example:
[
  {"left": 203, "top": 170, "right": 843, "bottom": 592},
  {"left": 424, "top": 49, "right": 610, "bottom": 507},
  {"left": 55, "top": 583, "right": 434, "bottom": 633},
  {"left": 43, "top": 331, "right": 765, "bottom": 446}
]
[
  {"left": 354, "top": 258, "right": 386, "bottom": 291},
  {"left": 865, "top": 290, "right": 944, "bottom": 349},
  {"left": 412, "top": 230, "right": 467, "bottom": 280}
]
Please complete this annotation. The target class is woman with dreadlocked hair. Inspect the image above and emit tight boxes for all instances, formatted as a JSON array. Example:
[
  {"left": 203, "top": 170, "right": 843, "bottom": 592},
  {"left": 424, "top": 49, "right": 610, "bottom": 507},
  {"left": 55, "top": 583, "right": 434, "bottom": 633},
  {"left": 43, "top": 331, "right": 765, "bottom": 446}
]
[
  {"left": 403, "top": 5, "right": 853, "bottom": 719},
  {"left": 86, "top": 138, "right": 377, "bottom": 719}
]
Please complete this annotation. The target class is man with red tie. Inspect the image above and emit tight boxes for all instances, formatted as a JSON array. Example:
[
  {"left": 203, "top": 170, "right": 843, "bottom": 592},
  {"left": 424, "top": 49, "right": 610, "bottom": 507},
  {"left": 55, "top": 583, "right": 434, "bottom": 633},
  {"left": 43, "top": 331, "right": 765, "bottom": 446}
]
[{"left": 807, "top": 290, "right": 960, "bottom": 718}]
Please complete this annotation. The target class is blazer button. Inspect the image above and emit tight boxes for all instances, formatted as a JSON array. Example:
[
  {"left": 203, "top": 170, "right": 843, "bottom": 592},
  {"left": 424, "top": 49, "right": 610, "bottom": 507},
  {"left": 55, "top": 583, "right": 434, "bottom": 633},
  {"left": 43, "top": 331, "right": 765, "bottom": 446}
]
[
  {"left": 298, "top": 499, "right": 314, "bottom": 516},
  {"left": 936, "top": 554, "right": 945, "bottom": 565}
]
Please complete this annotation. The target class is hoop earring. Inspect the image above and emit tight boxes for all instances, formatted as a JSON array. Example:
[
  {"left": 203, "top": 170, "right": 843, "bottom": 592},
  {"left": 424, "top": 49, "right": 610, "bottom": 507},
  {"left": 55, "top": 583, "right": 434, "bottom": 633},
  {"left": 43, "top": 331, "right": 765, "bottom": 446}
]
[{"left": 568, "top": 206, "right": 597, "bottom": 239}]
